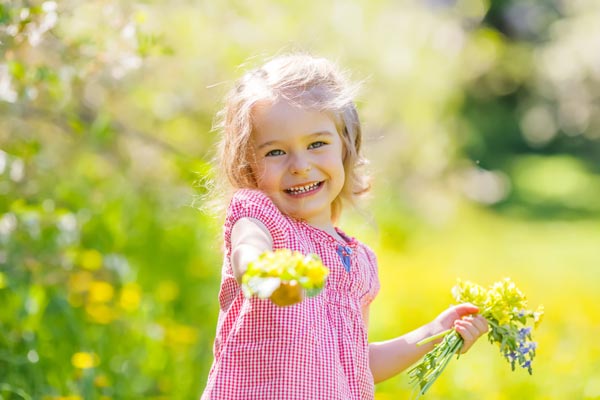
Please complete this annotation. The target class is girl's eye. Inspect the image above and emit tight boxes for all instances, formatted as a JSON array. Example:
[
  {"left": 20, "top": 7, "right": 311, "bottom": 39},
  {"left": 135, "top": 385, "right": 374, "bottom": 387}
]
[
  {"left": 265, "top": 149, "right": 285, "bottom": 157},
  {"left": 308, "top": 141, "right": 327, "bottom": 149}
]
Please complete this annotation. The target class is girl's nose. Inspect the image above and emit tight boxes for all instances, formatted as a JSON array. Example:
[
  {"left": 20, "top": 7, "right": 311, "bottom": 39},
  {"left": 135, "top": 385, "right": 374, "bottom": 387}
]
[{"left": 289, "top": 155, "right": 311, "bottom": 175}]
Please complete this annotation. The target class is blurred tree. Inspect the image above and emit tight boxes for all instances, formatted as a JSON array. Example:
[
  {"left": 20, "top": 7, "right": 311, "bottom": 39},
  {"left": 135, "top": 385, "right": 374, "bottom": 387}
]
[
  {"left": 1, "top": 1, "right": 219, "bottom": 398},
  {"left": 458, "top": 0, "right": 600, "bottom": 217}
]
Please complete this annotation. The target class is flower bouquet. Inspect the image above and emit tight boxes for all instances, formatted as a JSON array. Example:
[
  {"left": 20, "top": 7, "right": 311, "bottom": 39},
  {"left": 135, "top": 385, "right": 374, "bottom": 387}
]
[
  {"left": 408, "top": 278, "right": 544, "bottom": 398},
  {"left": 241, "top": 249, "right": 329, "bottom": 307}
]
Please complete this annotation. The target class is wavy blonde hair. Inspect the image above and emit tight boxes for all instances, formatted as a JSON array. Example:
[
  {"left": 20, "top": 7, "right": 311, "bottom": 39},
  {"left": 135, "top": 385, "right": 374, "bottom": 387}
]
[{"left": 211, "top": 53, "right": 370, "bottom": 222}]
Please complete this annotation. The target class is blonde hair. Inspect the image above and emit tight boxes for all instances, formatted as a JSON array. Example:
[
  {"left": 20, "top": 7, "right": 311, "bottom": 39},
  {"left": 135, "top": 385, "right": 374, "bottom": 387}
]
[{"left": 212, "top": 53, "right": 370, "bottom": 222}]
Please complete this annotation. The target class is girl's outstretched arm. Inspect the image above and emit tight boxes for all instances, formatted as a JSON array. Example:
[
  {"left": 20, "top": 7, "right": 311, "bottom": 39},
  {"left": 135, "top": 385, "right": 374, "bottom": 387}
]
[
  {"left": 230, "top": 217, "right": 273, "bottom": 282},
  {"left": 368, "top": 303, "right": 488, "bottom": 384}
]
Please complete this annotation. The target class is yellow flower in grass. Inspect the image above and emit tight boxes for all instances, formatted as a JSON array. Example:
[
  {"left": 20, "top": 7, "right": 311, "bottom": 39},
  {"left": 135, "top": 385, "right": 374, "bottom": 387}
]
[
  {"left": 85, "top": 303, "right": 116, "bottom": 324},
  {"left": 80, "top": 249, "right": 103, "bottom": 271},
  {"left": 71, "top": 352, "right": 99, "bottom": 369},
  {"left": 166, "top": 323, "right": 198, "bottom": 346},
  {"left": 88, "top": 281, "right": 114, "bottom": 303},
  {"left": 68, "top": 271, "right": 93, "bottom": 293},
  {"left": 119, "top": 283, "right": 141, "bottom": 311}
]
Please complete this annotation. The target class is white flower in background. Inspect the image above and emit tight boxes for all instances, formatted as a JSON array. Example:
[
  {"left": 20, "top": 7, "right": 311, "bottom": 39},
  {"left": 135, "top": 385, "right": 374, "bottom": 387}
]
[{"left": 0, "top": 64, "right": 18, "bottom": 103}]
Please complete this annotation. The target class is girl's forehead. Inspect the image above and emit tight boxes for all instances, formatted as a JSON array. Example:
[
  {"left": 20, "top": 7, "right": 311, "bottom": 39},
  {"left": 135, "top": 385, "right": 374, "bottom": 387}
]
[{"left": 252, "top": 100, "right": 339, "bottom": 138}]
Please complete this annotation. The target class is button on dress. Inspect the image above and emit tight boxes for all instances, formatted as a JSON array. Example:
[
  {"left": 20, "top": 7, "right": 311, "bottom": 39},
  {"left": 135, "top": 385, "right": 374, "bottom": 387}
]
[{"left": 202, "top": 189, "right": 380, "bottom": 400}]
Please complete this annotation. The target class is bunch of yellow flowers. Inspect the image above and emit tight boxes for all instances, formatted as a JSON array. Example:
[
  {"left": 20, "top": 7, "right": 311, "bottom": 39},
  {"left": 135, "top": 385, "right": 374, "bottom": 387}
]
[
  {"left": 409, "top": 278, "right": 543, "bottom": 398},
  {"left": 241, "top": 249, "right": 329, "bottom": 307}
]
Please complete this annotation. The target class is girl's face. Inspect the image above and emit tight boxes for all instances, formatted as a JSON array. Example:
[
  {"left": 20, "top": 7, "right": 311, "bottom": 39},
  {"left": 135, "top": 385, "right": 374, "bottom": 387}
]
[{"left": 251, "top": 99, "right": 345, "bottom": 229}]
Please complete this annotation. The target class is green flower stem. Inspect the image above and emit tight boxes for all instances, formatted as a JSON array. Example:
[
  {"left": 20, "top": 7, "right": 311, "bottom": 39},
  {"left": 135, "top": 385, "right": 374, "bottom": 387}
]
[
  {"left": 416, "top": 328, "right": 453, "bottom": 346},
  {"left": 419, "top": 341, "right": 461, "bottom": 394},
  {"left": 409, "top": 331, "right": 464, "bottom": 399}
]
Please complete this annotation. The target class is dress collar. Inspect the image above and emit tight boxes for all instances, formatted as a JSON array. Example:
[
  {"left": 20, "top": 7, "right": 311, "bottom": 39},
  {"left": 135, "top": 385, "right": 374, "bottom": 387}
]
[{"left": 291, "top": 217, "right": 358, "bottom": 249}]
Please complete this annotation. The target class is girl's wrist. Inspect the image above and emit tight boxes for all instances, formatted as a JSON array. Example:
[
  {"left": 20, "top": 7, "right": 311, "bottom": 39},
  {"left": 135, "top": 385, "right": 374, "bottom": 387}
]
[{"left": 417, "top": 328, "right": 453, "bottom": 347}]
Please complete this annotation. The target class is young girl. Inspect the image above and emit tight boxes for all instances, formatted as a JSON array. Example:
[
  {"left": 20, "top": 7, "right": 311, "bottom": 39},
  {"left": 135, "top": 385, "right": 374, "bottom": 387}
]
[{"left": 202, "top": 53, "right": 488, "bottom": 400}]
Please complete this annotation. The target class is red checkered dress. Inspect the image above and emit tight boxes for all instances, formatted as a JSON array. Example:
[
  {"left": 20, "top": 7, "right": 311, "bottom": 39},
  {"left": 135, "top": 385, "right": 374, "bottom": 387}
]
[{"left": 202, "top": 189, "right": 380, "bottom": 400}]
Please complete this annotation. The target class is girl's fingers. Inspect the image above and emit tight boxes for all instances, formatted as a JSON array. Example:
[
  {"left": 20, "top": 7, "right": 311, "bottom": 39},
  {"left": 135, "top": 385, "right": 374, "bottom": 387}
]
[
  {"left": 455, "top": 320, "right": 476, "bottom": 340},
  {"left": 454, "top": 322, "right": 475, "bottom": 353},
  {"left": 459, "top": 315, "right": 488, "bottom": 336},
  {"left": 436, "top": 306, "right": 490, "bottom": 353},
  {"left": 454, "top": 316, "right": 488, "bottom": 353},
  {"left": 472, "top": 315, "right": 489, "bottom": 333}
]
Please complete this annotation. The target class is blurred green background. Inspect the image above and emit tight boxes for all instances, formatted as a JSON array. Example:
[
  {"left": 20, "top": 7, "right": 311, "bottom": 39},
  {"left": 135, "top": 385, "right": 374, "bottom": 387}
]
[{"left": 1, "top": 0, "right": 599, "bottom": 399}]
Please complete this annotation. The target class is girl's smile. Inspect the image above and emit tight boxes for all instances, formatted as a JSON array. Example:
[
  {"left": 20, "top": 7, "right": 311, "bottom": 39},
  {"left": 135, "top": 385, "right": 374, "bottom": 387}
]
[
  {"left": 251, "top": 99, "right": 345, "bottom": 230},
  {"left": 284, "top": 181, "right": 324, "bottom": 196}
]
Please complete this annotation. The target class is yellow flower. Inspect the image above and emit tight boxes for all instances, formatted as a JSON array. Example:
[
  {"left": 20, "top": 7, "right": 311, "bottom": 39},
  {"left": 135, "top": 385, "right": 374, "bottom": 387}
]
[
  {"left": 166, "top": 323, "right": 198, "bottom": 346},
  {"left": 242, "top": 249, "right": 329, "bottom": 304},
  {"left": 304, "top": 256, "right": 329, "bottom": 287},
  {"left": 68, "top": 271, "right": 93, "bottom": 293},
  {"left": 71, "top": 352, "right": 99, "bottom": 369},
  {"left": 119, "top": 283, "right": 141, "bottom": 311},
  {"left": 88, "top": 281, "right": 114, "bottom": 303},
  {"left": 85, "top": 303, "right": 116, "bottom": 324},
  {"left": 80, "top": 249, "right": 103, "bottom": 270}
]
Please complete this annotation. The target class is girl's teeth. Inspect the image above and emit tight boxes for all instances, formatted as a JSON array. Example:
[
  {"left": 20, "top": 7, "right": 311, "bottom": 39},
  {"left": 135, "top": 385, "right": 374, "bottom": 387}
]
[{"left": 288, "top": 182, "right": 319, "bottom": 194}]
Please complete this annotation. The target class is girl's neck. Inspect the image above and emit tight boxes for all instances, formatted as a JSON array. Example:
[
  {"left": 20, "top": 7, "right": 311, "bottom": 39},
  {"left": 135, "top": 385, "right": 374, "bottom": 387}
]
[{"left": 321, "top": 226, "right": 344, "bottom": 242}]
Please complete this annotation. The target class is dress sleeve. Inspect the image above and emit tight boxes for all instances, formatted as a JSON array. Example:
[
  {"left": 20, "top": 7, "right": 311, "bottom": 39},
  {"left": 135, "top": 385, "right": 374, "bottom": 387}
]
[
  {"left": 223, "top": 189, "right": 288, "bottom": 258},
  {"left": 360, "top": 244, "right": 380, "bottom": 307}
]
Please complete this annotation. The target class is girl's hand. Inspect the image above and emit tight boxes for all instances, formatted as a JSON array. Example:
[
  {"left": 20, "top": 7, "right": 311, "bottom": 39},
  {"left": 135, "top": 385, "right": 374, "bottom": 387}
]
[{"left": 434, "top": 303, "right": 489, "bottom": 354}]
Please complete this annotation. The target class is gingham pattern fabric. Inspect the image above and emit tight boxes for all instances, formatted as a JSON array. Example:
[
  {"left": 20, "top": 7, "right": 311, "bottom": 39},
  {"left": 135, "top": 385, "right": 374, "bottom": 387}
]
[{"left": 202, "top": 189, "right": 380, "bottom": 400}]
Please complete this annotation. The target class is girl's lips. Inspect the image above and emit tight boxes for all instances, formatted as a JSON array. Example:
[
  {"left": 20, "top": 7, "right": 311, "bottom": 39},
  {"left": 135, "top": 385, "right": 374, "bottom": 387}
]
[{"left": 284, "top": 181, "right": 324, "bottom": 196}]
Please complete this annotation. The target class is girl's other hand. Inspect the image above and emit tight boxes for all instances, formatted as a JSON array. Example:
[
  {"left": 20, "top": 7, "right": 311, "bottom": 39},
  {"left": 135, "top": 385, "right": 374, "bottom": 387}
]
[{"left": 434, "top": 303, "right": 489, "bottom": 354}]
